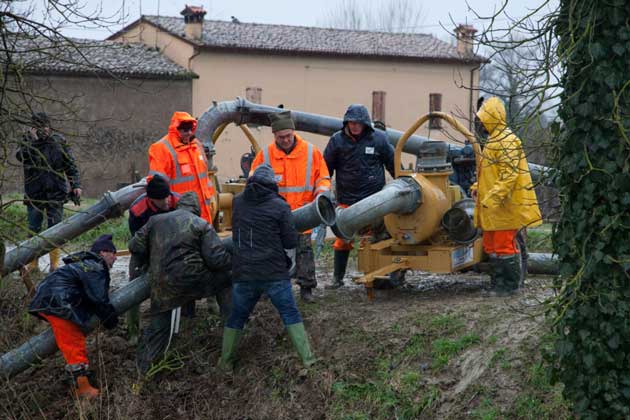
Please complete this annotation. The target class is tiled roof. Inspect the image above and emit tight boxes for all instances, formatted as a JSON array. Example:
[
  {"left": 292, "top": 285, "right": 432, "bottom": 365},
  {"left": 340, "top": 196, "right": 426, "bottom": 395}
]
[
  {"left": 139, "top": 16, "right": 486, "bottom": 63},
  {"left": 10, "top": 36, "right": 196, "bottom": 79}
]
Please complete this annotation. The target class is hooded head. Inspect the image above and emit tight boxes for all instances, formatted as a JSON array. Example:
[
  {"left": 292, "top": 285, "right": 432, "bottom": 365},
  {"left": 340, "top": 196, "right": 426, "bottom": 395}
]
[
  {"left": 245, "top": 163, "right": 279, "bottom": 200},
  {"left": 31, "top": 112, "right": 50, "bottom": 128},
  {"left": 476, "top": 96, "right": 507, "bottom": 136},
  {"left": 249, "top": 163, "right": 276, "bottom": 187},
  {"left": 177, "top": 191, "right": 201, "bottom": 216},
  {"left": 343, "top": 105, "right": 373, "bottom": 128},
  {"left": 343, "top": 104, "right": 374, "bottom": 138},
  {"left": 168, "top": 112, "right": 198, "bottom": 143}
]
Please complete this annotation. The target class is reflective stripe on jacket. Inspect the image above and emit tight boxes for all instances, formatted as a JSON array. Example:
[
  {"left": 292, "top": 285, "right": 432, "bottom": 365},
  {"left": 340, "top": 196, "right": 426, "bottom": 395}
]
[
  {"left": 474, "top": 97, "right": 542, "bottom": 231},
  {"left": 148, "top": 112, "right": 215, "bottom": 223},
  {"left": 251, "top": 134, "right": 331, "bottom": 211}
]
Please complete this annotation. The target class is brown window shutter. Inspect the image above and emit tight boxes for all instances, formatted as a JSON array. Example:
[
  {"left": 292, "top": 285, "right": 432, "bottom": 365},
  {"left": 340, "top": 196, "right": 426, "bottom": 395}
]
[
  {"left": 246, "top": 87, "right": 262, "bottom": 104},
  {"left": 429, "top": 93, "right": 442, "bottom": 129},
  {"left": 372, "top": 91, "right": 386, "bottom": 125}
]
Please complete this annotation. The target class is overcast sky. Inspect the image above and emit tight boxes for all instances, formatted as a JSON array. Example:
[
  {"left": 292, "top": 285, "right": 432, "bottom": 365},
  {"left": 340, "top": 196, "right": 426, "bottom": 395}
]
[{"left": 48, "top": 0, "right": 556, "bottom": 44}]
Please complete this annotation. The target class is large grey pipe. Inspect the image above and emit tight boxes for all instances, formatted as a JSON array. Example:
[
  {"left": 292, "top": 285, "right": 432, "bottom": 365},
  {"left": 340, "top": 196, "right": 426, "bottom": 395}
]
[
  {"left": 476, "top": 252, "right": 559, "bottom": 276},
  {"left": 0, "top": 196, "right": 335, "bottom": 379},
  {"left": 197, "top": 98, "right": 437, "bottom": 163},
  {"left": 196, "top": 98, "right": 550, "bottom": 181},
  {"left": 1, "top": 180, "right": 147, "bottom": 279},
  {"left": 527, "top": 253, "right": 559, "bottom": 275},
  {"left": 332, "top": 178, "right": 422, "bottom": 240}
]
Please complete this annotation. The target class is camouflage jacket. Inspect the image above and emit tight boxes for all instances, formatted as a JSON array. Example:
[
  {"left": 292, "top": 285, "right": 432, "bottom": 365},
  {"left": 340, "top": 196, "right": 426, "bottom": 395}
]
[{"left": 128, "top": 192, "right": 231, "bottom": 312}]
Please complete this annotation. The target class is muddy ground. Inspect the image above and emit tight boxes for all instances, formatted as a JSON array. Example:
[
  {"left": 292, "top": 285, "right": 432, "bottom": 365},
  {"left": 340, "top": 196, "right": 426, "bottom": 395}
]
[{"left": 0, "top": 255, "right": 571, "bottom": 420}]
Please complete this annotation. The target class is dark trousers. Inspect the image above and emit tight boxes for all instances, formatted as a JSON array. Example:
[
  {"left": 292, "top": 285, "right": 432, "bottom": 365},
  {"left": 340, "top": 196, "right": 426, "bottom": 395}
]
[
  {"left": 27, "top": 201, "right": 63, "bottom": 234},
  {"left": 136, "top": 285, "right": 232, "bottom": 375},
  {"left": 296, "top": 233, "right": 316, "bottom": 289},
  {"left": 127, "top": 254, "right": 145, "bottom": 341},
  {"left": 227, "top": 280, "right": 302, "bottom": 330}
]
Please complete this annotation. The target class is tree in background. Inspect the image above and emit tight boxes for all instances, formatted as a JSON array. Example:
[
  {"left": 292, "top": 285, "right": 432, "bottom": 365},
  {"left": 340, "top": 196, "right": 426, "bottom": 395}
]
[
  {"left": 0, "top": 1, "right": 124, "bottom": 261},
  {"left": 320, "top": 0, "right": 424, "bottom": 33},
  {"left": 479, "top": 34, "right": 552, "bottom": 132}
]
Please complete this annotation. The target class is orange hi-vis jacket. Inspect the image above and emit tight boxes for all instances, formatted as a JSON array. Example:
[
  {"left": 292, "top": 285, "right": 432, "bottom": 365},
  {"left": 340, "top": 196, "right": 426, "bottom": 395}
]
[
  {"left": 148, "top": 112, "right": 215, "bottom": 223},
  {"left": 251, "top": 134, "right": 331, "bottom": 211}
]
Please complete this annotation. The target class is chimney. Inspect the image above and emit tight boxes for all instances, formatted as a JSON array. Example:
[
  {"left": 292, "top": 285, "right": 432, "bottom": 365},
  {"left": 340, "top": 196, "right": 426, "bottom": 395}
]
[
  {"left": 455, "top": 24, "right": 477, "bottom": 56},
  {"left": 181, "top": 5, "right": 206, "bottom": 41}
]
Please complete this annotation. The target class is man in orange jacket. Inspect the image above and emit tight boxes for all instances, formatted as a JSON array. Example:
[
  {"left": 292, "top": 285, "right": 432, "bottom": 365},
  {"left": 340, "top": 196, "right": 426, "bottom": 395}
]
[
  {"left": 250, "top": 111, "right": 331, "bottom": 303},
  {"left": 148, "top": 112, "right": 215, "bottom": 223}
]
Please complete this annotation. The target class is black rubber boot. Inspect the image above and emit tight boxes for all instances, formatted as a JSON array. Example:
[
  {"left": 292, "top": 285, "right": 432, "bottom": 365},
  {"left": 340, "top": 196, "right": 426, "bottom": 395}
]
[
  {"left": 500, "top": 254, "right": 522, "bottom": 295},
  {"left": 483, "top": 256, "right": 505, "bottom": 297},
  {"left": 327, "top": 250, "right": 350, "bottom": 289},
  {"left": 300, "top": 287, "right": 315, "bottom": 303}
]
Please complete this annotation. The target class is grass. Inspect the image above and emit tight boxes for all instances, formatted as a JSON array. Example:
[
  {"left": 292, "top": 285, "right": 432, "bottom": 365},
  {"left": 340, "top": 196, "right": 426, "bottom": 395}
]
[
  {"left": 0, "top": 197, "right": 131, "bottom": 251},
  {"left": 509, "top": 362, "right": 570, "bottom": 419},
  {"left": 527, "top": 224, "right": 553, "bottom": 253},
  {"left": 331, "top": 313, "right": 483, "bottom": 419},
  {"left": 431, "top": 333, "right": 481, "bottom": 369},
  {"left": 490, "top": 347, "right": 510, "bottom": 369},
  {"left": 471, "top": 397, "right": 500, "bottom": 420}
]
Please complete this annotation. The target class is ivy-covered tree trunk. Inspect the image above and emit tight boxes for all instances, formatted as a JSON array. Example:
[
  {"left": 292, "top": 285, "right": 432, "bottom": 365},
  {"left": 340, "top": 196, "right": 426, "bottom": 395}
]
[{"left": 551, "top": 0, "right": 630, "bottom": 418}]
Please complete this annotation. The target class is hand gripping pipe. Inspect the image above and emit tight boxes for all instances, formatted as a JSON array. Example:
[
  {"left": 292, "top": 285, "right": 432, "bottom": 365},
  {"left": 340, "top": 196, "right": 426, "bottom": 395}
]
[
  {"left": 196, "top": 98, "right": 549, "bottom": 182},
  {"left": 332, "top": 178, "right": 422, "bottom": 240},
  {"left": 1, "top": 180, "right": 148, "bottom": 280},
  {"left": 0, "top": 195, "right": 336, "bottom": 379}
]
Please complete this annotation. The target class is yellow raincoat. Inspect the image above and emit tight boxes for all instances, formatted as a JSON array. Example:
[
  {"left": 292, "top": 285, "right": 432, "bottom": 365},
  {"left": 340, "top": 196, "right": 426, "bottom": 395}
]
[{"left": 473, "top": 97, "right": 542, "bottom": 231}]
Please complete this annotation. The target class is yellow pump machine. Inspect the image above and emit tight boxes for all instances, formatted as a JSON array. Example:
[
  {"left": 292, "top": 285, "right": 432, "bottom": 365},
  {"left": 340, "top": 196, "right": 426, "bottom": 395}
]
[{"left": 333, "top": 113, "right": 485, "bottom": 299}]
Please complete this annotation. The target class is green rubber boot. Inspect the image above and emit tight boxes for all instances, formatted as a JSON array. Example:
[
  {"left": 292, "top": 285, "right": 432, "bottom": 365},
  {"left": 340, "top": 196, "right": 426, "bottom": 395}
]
[
  {"left": 286, "top": 323, "right": 316, "bottom": 367},
  {"left": 218, "top": 327, "right": 242, "bottom": 371}
]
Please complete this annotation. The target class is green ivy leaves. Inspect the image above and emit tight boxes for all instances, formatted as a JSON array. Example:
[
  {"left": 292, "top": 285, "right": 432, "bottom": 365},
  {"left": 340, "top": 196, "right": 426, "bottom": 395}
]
[{"left": 550, "top": 1, "right": 630, "bottom": 418}]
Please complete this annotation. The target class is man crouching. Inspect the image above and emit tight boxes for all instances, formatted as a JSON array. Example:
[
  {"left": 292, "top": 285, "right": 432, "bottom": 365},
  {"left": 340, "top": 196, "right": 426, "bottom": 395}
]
[
  {"left": 129, "top": 192, "right": 231, "bottom": 375},
  {"left": 28, "top": 234, "right": 119, "bottom": 399}
]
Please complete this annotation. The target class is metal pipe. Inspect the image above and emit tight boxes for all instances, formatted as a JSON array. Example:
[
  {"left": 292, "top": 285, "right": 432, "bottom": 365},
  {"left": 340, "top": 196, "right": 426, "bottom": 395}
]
[
  {"left": 0, "top": 274, "right": 150, "bottom": 379},
  {"left": 196, "top": 98, "right": 436, "bottom": 161},
  {"left": 475, "top": 252, "right": 558, "bottom": 276},
  {"left": 1, "top": 180, "right": 147, "bottom": 279},
  {"left": 0, "top": 195, "right": 336, "bottom": 378},
  {"left": 292, "top": 194, "right": 336, "bottom": 232},
  {"left": 527, "top": 252, "right": 559, "bottom": 275},
  {"left": 332, "top": 178, "right": 422, "bottom": 240},
  {"left": 195, "top": 98, "right": 551, "bottom": 181}
]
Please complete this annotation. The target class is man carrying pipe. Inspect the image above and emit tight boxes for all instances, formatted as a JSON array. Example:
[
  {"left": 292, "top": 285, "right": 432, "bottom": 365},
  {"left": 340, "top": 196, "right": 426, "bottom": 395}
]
[
  {"left": 129, "top": 192, "right": 231, "bottom": 375},
  {"left": 323, "top": 104, "right": 395, "bottom": 289},
  {"left": 250, "top": 111, "right": 331, "bottom": 303},
  {"left": 471, "top": 97, "right": 542, "bottom": 296},
  {"left": 27, "top": 234, "right": 119, "bottom": 399},
  {"left": 218, "top": 164, "right": 315, "bottom": 370},
  {"left": 126, "top": 175, "right": 180, "bottom": 344}
]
